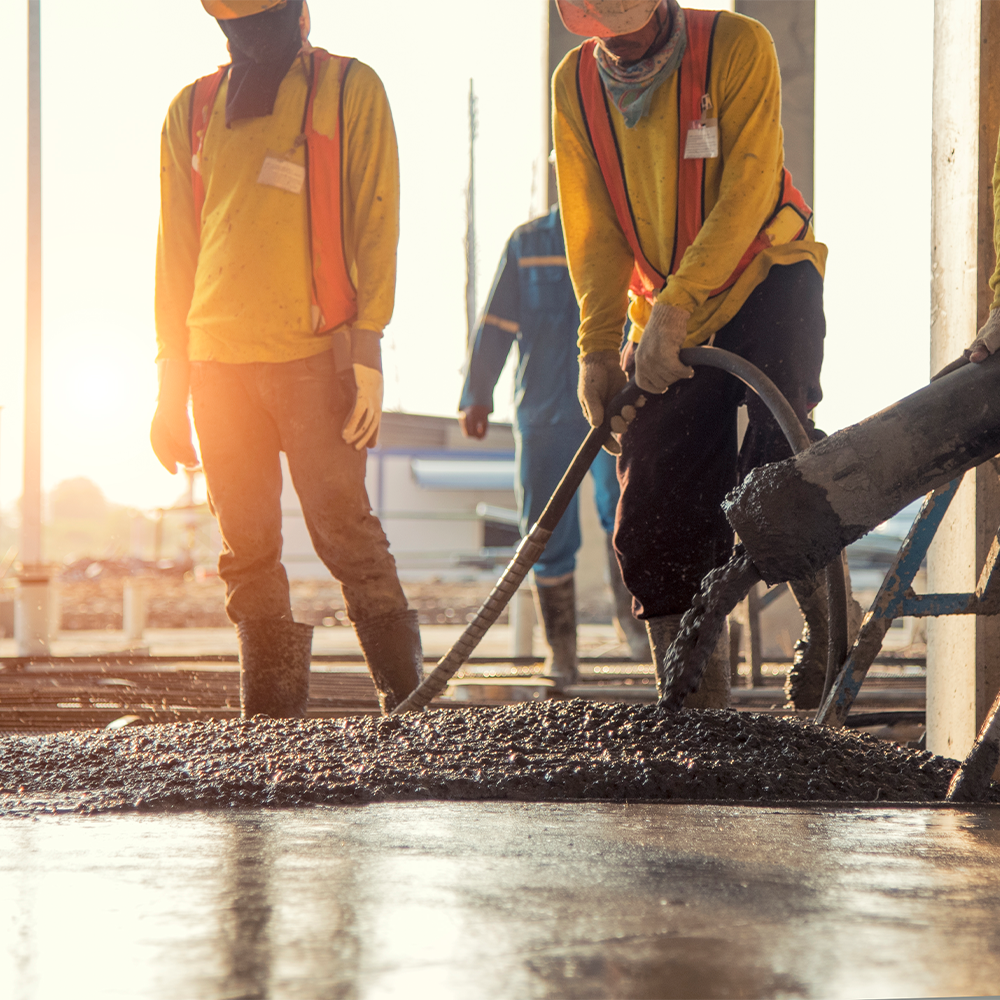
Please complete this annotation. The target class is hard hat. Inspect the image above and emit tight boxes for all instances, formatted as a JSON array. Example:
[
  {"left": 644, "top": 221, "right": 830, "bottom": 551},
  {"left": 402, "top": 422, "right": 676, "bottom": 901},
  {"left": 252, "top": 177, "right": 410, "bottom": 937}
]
[
  {"left": 201, "top": 0, "right": 286, "bottom": 19},
  {"left": 555, "top": 0, "right": 661, "bottom": 38}
]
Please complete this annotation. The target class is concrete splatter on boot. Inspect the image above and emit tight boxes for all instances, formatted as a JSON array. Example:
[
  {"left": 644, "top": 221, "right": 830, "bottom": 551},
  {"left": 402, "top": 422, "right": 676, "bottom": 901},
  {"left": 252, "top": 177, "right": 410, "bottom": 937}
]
[
  {"left": 237, "top": 618, "right": 313, "bottom": 719},
  {"left": 647, "top": 614, "right": 730, "bottom": 708},
  {"left": 354, "top": 609, "right": 424, "bottom": 714},
  {"left": 786, "top": 568, "right": 864, "bottom": 710},
  {"left": 535, "top": 576, "right": 579, "bottom": 691},
  {"left": 685, "top": 618, "right": 731, "bottom": 709},
  {"left": 605, "top": 533, "right": 651, "bottom": 662}
]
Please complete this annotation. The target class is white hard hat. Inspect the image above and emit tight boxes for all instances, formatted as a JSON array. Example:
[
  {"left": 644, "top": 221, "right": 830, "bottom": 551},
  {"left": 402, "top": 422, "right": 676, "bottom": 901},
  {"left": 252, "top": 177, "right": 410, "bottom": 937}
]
[{"left": 555, "top": 1, "right": 661, "bottom": 39}]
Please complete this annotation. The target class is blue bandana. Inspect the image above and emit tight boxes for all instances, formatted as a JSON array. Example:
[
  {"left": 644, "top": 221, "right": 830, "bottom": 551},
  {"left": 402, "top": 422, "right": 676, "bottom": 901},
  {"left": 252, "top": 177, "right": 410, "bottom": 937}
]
[{"left": 594, "top": 1, "right": 687, "bottom": 129}]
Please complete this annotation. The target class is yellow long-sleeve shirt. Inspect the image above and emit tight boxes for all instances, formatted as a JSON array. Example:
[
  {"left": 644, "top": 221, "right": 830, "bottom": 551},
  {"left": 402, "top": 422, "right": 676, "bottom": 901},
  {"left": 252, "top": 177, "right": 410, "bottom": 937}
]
[
  {"left": 553, "top": 10, "right": 827, "bottom": 356},
  {"left": 155, "top": 51, "right": 399, "bottom": 363}
]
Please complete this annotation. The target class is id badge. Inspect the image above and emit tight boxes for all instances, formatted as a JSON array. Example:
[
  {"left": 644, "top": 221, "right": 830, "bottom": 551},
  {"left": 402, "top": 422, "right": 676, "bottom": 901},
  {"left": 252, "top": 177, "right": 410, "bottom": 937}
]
[
  {"left": 683, "top": 118, "right": 719, "bottom": 160},
  {"left": 257, "top": 152, "right": 306, "bottom": 194}
]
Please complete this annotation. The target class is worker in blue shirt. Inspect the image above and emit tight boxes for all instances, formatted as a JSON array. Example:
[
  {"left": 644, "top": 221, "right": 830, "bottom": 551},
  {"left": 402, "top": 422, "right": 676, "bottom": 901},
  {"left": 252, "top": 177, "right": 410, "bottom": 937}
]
[{"left": 459, "top": 207, "right": 649, "bottom": 688}]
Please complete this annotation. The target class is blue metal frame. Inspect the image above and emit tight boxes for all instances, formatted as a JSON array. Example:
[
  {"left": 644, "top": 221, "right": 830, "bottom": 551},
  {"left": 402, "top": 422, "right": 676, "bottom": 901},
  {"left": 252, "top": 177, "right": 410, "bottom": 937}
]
[{"left": 816, "top": 473, "right": 1000, "bottom": 727}]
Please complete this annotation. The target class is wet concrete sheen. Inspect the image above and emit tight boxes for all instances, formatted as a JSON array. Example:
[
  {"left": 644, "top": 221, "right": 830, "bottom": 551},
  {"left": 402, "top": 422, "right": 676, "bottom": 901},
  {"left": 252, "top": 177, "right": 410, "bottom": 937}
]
[{"left": 3, "top": 802, "right": 1000, "bottom": 999}]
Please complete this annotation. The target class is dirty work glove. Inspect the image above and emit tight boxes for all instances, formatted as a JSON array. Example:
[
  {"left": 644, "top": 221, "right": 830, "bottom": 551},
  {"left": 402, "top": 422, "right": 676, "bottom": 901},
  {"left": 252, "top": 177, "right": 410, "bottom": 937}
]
[
  {"left": 459, "top": 405, "right": 490, "bottom": 440},
  {"left": 967, "top": 309, "right": 1000, "bottom": 363},
  {"left": 343, "top": 363, "right": 383, "bottom": 450},
  {"left": 578, "top": 350, "right": 629, "bottom": 455},
  {"left": 150, "top": 359, "right": 198, "bottom": 474},
  {"left": 634, "top": 301, "right": 694, "bottom": 394}
]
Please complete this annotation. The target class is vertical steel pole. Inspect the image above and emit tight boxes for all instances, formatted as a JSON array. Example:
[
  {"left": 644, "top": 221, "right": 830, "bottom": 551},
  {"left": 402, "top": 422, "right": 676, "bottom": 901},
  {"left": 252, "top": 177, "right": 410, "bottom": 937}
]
[
  {"left": 464, "top": 79, "right": 477, "bottom": 345},
  {"left": 17, "top": 0, "right": 49, "bottom": 656}
]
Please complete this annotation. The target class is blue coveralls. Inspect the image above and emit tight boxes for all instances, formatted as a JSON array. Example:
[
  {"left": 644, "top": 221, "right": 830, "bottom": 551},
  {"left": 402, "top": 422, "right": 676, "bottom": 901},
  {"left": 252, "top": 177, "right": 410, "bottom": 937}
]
[{"left": 459, "top": 207, "right": 619, "bottom": 580}]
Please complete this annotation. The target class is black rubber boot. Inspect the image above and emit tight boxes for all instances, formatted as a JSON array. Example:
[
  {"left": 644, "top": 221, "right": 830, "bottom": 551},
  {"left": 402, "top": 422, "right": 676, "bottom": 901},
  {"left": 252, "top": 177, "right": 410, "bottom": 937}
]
[
  {"left": 354, "top": 609, "right": 424, "bottom": 714},
  {"left": 237, "top": 618, "right": 313, "bottom": 719},
  {"left": 785, "top": 574, "right": 829, "bottom": 710},
  {"left": 535, "top": 576, "right": 579, "bottom": 691},
  {"left": 605, "top": 533, "right": 651, "bottom": 662},
  {"left": 647, "top": 614, "right": 730, "bottom": 708}
]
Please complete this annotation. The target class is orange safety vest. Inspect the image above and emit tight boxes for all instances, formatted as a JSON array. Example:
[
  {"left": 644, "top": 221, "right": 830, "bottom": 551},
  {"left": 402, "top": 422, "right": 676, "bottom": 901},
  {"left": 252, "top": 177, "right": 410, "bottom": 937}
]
[
  {"left": 188, "top": 49, "right": 358, "bottom": 336},
  {"left": 576, "top": 10, "right": 812, "bottom": 304}
]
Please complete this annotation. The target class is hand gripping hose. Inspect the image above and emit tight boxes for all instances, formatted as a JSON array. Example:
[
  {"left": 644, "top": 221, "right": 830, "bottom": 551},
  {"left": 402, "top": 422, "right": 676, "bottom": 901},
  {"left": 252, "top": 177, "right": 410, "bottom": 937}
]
[
  {"left": 392, "top": 379, "right": 645, "bottom": 713},
  {"left": 393, "top": 346, "right": 849, "bottom": 714}
]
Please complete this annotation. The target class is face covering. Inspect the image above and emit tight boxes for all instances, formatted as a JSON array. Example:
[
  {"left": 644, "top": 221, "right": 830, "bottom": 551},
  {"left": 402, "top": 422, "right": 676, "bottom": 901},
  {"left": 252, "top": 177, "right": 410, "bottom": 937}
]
[
  {"left": 218, "top": 0, "right": 304, "bottom": 126},
  {"left": 595, "top": 0, "right": 686, "bottom": 129}
]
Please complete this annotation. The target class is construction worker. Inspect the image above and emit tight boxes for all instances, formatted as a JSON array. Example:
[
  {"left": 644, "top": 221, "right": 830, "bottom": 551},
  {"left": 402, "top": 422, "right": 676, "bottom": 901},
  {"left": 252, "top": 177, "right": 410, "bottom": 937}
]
[
  {"left": 459, "top": 207, "right": 651, "bottom": 690},
  {"left": 552, "top": 0, "right": 830, "bottom": 709},
  {"left": 150, "top": 0, "right": 422, "bottom": 717}
]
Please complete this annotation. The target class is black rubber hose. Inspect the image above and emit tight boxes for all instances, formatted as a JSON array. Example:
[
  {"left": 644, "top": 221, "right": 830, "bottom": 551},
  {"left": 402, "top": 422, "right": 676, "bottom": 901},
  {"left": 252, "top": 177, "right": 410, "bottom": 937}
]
[
  {"left": 679, "top": 347, "right": 849, "bottom": 705},
  {"left": 395, "top": 347, "right": 847, "bottom": 714},
  {"left": 392, "top": 379, "right": 645, "bottom": 713}
]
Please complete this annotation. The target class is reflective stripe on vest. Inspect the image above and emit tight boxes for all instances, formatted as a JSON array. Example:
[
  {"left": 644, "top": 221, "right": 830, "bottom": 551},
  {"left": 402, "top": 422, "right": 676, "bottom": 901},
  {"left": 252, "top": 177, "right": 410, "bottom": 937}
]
[
  {"left": 188, "top": 50, "right": 357, "bottom": 334},
  {"left": 576, "top": 13, "right": 812, "bottom": 303}
]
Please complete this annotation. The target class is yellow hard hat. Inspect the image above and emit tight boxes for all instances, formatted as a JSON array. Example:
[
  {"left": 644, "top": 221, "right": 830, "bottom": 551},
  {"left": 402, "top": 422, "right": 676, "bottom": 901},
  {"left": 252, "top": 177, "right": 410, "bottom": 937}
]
[
  {"left": 201, "top": 0, "right": 286, "bottom": 19},
  {"left": 555, "top": 0, "right": 660, "bottom": 38}
]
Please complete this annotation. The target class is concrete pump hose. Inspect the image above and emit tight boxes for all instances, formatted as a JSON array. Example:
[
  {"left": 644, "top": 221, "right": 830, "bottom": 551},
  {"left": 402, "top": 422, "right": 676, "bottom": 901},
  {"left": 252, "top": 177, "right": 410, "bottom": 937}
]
[
  {"left": 679, "top": 346, "right": 849, "bottom": 704},
  {"left": 392, "top": 380, "right": 645, "bottom": 714}
]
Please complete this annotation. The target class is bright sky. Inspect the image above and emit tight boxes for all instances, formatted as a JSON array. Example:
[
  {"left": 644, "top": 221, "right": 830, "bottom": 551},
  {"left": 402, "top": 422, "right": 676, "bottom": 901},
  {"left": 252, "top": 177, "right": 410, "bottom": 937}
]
[{"left": 0, "top": 0, "right": 934, "bottom": 516}]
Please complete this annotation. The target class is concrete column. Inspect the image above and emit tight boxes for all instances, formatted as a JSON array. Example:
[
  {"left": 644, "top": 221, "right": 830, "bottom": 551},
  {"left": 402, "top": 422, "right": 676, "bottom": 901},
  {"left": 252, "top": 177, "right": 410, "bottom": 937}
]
[
  {"left": 510, "top": 586, "right": 536, "bottom": 658},
  {"left": 927, "top": 0, "right": 1000, "bottom": 760},
  {"left": 735, "top": 1, "right": 815, "bottom": 206},
  {"left": 123, "top": 579, "right": 149, "bottom": 644}
]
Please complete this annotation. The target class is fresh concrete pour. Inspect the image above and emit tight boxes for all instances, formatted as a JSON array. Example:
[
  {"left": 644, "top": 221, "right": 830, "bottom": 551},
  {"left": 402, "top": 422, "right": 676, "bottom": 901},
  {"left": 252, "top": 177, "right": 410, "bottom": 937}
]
[{"left": 0, "top": 700, "right": 992, "bottom": 816}]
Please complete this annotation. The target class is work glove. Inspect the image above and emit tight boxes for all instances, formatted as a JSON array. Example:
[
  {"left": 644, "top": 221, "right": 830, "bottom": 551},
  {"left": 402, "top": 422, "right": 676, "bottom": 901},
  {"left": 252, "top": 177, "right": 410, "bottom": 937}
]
[
  {"left": 459, "top": 405, "right": 490, "bottom": 440},
  {"left": 342, "top": 363, "right": 383, "bottom": 450},
  {"left": 634, "top": 301, "right": 694, "bottom": 394},
  {"left": 578, "top": 350, "right": 629, "bottom": 455},
  {"left": 150, "top": 359, "right": 198, "bottom": 474},
  {"left": 967, "top": 309, "right": 1000, "bottom": 363}
]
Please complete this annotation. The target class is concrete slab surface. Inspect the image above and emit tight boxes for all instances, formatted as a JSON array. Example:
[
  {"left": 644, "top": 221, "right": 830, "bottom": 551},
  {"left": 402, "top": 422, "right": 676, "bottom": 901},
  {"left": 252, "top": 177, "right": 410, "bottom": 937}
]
[{"left": 2, "top": 802, "right": 999, "bottom": 999}]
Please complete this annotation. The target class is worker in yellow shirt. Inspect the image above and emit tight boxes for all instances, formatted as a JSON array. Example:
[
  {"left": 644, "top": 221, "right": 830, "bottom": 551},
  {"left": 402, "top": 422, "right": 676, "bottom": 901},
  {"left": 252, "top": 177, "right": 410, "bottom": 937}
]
[
  {"left": 553, "top": 0, "right": 830, "bottom": 709},
  {"left": 151, "top": 0, "right": 421, "bottom": 718}
]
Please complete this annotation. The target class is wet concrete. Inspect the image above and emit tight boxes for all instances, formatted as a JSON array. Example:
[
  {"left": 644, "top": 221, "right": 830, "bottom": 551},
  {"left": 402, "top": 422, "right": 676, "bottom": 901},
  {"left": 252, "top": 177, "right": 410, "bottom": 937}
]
[
  {"left": 725, "top": 351, "right": 1000, "bottom": 586},
  {"left": 1, "top": 699, "right": 994, "bottom": 815},
  {"left": 660, "top": 548, "right": 760, "bottom": 708},
  {"left": 3, "top": 802, "right": 1000, "bottom": 999}
]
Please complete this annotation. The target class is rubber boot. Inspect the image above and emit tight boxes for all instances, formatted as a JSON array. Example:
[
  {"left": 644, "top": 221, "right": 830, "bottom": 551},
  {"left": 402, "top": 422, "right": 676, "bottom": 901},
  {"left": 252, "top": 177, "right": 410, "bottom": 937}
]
[
  {"left": 237, "top": 618, "right": 313, "bottom": 719},
  {"left": 534, "top": 576, "right": 579, "bottom": 691},
  {"left": 646, "top": 614, "right": 731, "bottom": 708},
  {"left": 785, "top": 574, "right": 829, "bottom": 710},
  {"left": 605, "top": 533, "right": 652, "bottom": 662},
  {"left": 354, "top": 609, "right": 424, "bottom": 714}
]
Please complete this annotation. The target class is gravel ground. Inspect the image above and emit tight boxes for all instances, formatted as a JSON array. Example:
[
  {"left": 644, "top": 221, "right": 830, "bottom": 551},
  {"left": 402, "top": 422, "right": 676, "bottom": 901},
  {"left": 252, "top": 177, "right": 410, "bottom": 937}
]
[{"left": 0, "top": 700, "right": 990, "bottom": 817}]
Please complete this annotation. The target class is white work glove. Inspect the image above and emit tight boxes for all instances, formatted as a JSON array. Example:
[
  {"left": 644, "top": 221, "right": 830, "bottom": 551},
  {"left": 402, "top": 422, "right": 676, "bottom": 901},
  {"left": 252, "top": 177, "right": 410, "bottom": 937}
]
[
  {"left": 578, "top": 350, "right": 638, "bottom": 456},
  {"left": 150, "top": 359, "right": 199, "bottom": 474},
  {"left": 342, "top": 363, "right": 383, "bottom": 450},
  {"left": 967, "top": 309, "right": 1000, "bottom": 363},
  {"left": 634, "top": 301, "right": 694, "bottom": 394}
]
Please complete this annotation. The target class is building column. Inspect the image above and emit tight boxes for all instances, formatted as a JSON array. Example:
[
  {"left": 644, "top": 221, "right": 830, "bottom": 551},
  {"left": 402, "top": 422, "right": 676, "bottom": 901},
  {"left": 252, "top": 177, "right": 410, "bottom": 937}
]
[
  {"left": 735, "top": 1, "right": 814, "bottom": 206},
  {"left": 927, "top": 0, "right": 1000, "bottom": 760}
]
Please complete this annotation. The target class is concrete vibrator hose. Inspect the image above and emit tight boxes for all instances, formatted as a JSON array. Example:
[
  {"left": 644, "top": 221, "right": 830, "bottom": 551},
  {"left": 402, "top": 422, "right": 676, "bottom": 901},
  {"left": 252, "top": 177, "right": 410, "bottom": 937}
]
[
  {"left": 392, "top": 347, "right": 849, "bottom": 714},
  {"left": 681, "top": 347, "right": 850, "bottom": 707}
]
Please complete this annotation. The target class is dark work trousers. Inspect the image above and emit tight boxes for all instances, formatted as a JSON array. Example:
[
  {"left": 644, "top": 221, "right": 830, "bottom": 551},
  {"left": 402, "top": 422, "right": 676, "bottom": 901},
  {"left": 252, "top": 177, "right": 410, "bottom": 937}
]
[
  {"left": 190, "top": 351, "right": 409, "bottom": 625},
  {"left": 615, "top": 260, "right": 826, "bottom": 619}
]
